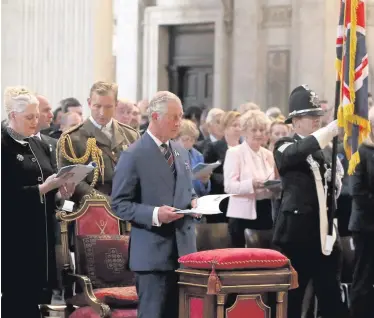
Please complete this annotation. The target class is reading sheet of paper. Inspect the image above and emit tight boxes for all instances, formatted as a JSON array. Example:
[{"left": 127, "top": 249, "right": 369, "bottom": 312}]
[
  {"left": 56, "top": 162, "right": 96, "bottom": 184},
  {"left": 175, "top": 194, "right": 232, "bottom": 215},
  {"left": 192, "top": 161, "right": 221, "bottom": 179}
]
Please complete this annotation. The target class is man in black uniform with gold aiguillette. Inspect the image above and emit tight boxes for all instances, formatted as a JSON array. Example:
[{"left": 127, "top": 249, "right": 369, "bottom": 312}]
[{"left": 272, "top": 85, "right": 349, "bottom": 318}]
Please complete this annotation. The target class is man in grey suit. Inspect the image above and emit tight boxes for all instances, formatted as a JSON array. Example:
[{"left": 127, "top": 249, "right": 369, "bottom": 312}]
[{"left": 111, "top": 91, "right": 198, "bottom": 318}]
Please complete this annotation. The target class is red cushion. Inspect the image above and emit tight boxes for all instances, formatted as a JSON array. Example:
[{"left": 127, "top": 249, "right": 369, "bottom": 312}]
[
  {"left": 178, "top": 248, "right": 289, "bottom": 270},
  {"left": 70, "top": 286, "right": 138, "bottom": 308},
  {"left": 69, "top": 307, "right": 137, "bottom": 318},
  {"left": 95, "top": 286, "right": 138, "bottom": 304},
  {"left": 75, "top": 235, "right": 135, "bottom": 288}
]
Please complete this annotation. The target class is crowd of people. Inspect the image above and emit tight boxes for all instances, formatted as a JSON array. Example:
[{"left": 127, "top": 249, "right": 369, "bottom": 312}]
[{"left": 1, "top": 82, "right": 373, "bottom": 318}]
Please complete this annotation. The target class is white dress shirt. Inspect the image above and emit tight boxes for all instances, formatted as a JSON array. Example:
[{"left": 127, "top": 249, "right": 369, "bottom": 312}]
[
  {"left": 146, "top": 129, "right": 170, "bottom": 227},
  {"left": 89, "top": 116, "right": 113, "bottom": 140}
]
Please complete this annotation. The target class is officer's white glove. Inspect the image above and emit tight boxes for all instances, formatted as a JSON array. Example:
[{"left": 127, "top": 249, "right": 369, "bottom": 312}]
[
  {"left": 312, "top": 120, "right": 339, "bottom": 149},
  {"left": 326, "top": 120, "right": 339, "bottom": 137}
]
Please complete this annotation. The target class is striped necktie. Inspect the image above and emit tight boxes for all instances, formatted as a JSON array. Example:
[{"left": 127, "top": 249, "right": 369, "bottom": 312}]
[{"left": 161, "top": 143, "right": 176, "bottom": 175}]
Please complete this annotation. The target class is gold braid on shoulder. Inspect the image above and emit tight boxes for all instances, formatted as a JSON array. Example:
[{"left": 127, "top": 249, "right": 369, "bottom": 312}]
[{"left": 59, "top": 133, "right": 105, "bottom": 189}]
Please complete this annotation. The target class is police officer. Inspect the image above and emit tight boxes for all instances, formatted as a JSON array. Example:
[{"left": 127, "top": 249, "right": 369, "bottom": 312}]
[
  {"left": 272, "top": 85, "right": 348, "bottom": 318},
  {"left": 57, "top": 81, "right": 139, "bottom": 205}
]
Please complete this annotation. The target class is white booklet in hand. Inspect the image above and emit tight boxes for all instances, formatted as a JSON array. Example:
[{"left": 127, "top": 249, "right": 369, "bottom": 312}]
[
  {"left": 192, "top": 160, "right": 221, "bottom": 179},
  {"left": 175, "top": 194, "right": 231, "bottom": 216},
  {"left": 56, "top": 162, "right": 97, "bottom": 184}
]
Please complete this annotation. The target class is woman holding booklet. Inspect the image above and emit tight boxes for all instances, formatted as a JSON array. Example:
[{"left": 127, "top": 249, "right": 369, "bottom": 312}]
[
  {"left": 224, "top": 110, "right": 279, "bottom": 247},
  {"left": 1, "top": 87, "right": 75, "bottom": 317}
]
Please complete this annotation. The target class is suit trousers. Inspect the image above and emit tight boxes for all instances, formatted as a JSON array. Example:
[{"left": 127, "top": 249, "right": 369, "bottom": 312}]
[
  {"left": 135, "top": 271, "right": 179, "bottom": 318},
  {"left": 281, "top": 243, "right": 349, "bottom": 318},
  {"left": 350, "top": 232, "right": 374, "bottom": 318}
]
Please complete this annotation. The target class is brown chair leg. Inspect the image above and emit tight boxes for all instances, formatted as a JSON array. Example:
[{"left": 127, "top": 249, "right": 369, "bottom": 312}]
[
  {"left": 216, "top": 294, "right": 226, "bottom": 318},
  {"left": 178, "top": 287, "right": 186, "bottom": 318},
  {"left": 276, "top": 291, "right": 287, "bottom": 318}
]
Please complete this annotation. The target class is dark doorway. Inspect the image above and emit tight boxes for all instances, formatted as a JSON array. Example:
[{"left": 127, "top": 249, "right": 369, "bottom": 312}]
[{"left": 168, "top": 24, "right": 214, "bottom": 110}]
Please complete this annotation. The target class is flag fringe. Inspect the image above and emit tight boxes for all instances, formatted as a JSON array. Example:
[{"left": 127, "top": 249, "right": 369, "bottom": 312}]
[{"left": 348, "top": 151, "right": 360, "bottom": 175}]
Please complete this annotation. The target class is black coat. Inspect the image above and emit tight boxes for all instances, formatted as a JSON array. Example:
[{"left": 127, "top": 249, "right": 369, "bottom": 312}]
[
  {"left": 40, "top": 133, "right": 57, "bottom": 171},
  {"left": 203, "top": 138, "right": 228, "bottom": 195},
  {"left": 272, "top": 134, "right": 334, "bottom": 247},
  {"left": 1, "top": 129, "right": 58, "bottom": 292},
  {"left": 348, "top": 142, "right": 374, "bottom": 233},
  {"left": 194, "top": 138, "right": 212, "bottom": 154}
]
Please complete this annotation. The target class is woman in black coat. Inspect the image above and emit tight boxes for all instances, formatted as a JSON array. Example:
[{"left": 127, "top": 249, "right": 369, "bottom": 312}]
[
  {"left": 1, "top": 87, "right": 74, "bottom": 317},
  {"left": 349, "top": 108, "right": 374, "bottom": 318}
]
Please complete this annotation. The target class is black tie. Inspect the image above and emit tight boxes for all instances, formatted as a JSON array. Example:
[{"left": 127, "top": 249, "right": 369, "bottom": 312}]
[{"left": 161, "top": 143, "right": 176, "bottom": 175}]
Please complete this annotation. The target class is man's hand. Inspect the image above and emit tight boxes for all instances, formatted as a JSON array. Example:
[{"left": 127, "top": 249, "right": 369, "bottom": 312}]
[
  {"left": 157, "top": 205, "right": 184, "bottom": 224},
  {"left": 190, "top": 199, "right": 202, "bottom": 219}
]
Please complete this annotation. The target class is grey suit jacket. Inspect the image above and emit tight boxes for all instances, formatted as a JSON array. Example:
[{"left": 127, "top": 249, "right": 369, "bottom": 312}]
[{"left": 111, "top": 132, "right": 197, "bottom": 271}]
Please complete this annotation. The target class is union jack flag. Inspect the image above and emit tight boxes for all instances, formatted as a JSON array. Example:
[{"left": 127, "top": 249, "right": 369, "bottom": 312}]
[{"left": 336, "top": 0, "right": 370, "bottom": 175}]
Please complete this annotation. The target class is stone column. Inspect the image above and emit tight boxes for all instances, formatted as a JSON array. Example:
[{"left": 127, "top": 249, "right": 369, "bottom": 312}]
[
  {"left": 293, "top": 0, "right": 325, "bottom": 96},
  {"left": 115, "top": 0, "right": 145, "bottom": 101},
  {"left": 93, "top": 0, "right": 114, "bottom": 83},
  {"left": 1, "top": 0, "right": 95, "bottom": 118},
  {"left": 323, "top": 0, "right": 341, "bottom": 104},
  {"left": 231, "top": 0, "right": 260, "bottom": 109}
]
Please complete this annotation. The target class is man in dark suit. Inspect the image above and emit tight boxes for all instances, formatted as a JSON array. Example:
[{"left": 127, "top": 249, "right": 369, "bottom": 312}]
[
  {"left": 194, "top": 107, "right": 224, "bottom": 153},
  {"left": 273, "top": 85, "right": 348, "bottom": 318},
  {"left": 111, "top": 91, "right": 198, "bottom": 318},
  {"left": 34, "top": 95, "right": 58, "bottom": 170},
  {"left": 348, "top": 108, "right": 374, "bottom": 318}
]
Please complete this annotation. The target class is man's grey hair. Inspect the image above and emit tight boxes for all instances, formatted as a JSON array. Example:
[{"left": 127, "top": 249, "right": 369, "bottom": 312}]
[
  {"left": 265, "top": 106, "right": 282, "bottom": 119},
  {"left": 206, "top": 108, "right": 225, "bottom": 124},
  {"left": 147, "top": 91, "right": 181, "bottom": 120}
]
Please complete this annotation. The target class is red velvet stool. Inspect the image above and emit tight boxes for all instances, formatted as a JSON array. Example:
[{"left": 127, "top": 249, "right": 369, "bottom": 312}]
[{"left": 177, "top": 248, "right": 298, "bottom": 318}]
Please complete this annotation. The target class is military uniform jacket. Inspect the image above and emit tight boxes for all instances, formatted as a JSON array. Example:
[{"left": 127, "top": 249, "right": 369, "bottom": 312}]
[
  {"left": 272, "top": 134, "right": 334, "bottom": 248},
  {"left": 57, "top": 119, "right": 139, "bottom": 204}
]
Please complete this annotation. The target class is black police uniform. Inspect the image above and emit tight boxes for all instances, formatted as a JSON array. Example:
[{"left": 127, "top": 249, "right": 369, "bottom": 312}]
[{"left": 272, "top": 85, "right": 348, "bottom": 318}]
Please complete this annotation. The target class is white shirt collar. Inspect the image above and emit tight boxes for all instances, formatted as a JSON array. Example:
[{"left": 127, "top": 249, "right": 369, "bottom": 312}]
[
  {"left": 89, "top": 116, "right": 113, "bottom": 130},
  {"left": 297, "top": 134, "right": 306, "bottom": 139},
  {"left": 147, "top": 129, "right": 170, "bottom": 148},
  {"left": 34, "top": 132, "right": 41, "bottom": 140},
  {"left": 209, "top": 134, "right": 217, "bottom": 142}
]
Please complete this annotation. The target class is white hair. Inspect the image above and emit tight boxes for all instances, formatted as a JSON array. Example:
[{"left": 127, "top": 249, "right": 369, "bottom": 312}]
[
  {"left": 206, "top": 108, "right": 225, "bottom": 124},
  {"left": 147, "top": 91, "right": 181, "bottom": 120},
  {"left": 4, "top": 86, "right": 39, "bottom": 118},
  {"left": 266, "top": 106, "right": 282, "bottom": 118}
]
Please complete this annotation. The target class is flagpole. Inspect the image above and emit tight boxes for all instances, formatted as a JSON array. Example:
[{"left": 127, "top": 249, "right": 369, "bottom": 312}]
[{"left": 327, "top": 80, "right": 341, "bottom": 236}]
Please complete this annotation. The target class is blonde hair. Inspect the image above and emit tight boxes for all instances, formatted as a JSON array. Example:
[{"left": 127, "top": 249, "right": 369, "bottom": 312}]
[
  {"left": 239, "top": 102, "right": 260, "bottom": 114},
  {"left": 179, "top": 119, "right": 199, "bottom": 139},
  {"left": 240, "top": 110, "right": 270, "bottom": 132},
  {"left": 221, "top": 111, "right": 241, "bottom": 130},
  {"left": 4, "top": 86, "right": 39, "bottom": 118},
  {"left": 270, "top": 118, "right": 289, "bottom": 133},
  {"left": 147, "top": 91, "right": 181, "bottom": 120},
  {"left": 89, "top": 81, "right": 118, "bottom": 100}
]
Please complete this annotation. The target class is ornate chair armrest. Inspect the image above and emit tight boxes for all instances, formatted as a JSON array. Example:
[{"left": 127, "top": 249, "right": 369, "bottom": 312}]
[{"left": 68, "top": 273, "right": 111, "bottom": 318}]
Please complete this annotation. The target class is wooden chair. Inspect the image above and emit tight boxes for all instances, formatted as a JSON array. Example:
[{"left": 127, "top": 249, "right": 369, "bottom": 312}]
[
  {"left": 195, "top": 223, "right": 231, "bottom": 251},
  {"left": 57, "top": 194, "right": 137, "bottom": 318}
]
